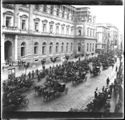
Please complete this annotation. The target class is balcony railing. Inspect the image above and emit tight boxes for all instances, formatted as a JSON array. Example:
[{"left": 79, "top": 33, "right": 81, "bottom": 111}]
[
  {"left": 2, "top": 26, "right": 19, "bottom": 33},
  {"left": 2, "top": 26, "right": 75, "bottom": 37}
]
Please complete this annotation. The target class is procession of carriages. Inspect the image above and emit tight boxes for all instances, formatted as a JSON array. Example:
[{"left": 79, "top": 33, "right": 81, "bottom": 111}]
[{"left": 2, "top": 50, "right": 121, "bottom": 112}]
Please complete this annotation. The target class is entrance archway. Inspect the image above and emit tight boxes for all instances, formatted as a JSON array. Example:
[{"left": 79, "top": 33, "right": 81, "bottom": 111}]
[{"left": 4, "top": 41, "right": 12, "bottom": 61}]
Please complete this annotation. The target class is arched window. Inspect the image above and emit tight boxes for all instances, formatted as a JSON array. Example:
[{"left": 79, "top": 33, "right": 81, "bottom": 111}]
[
  {"left": 21, "top": 42, "right": 26, "bottom": 57},
  {"left": 56, "top": 42, "right": 59, "bottom": 53},
  {"left": 42, "top": 42, "right": 46, "bottom": 55},
  {"left": 78, "top": 43, "right": 81, "bottom": 52},
  {"left": 66, "top": 43, "right": 69, "bottom": 52},
  {"left": 61, "top": 42, "right": 64, "bottom": 52},
  {"left": 71, "top": 43, "right": 73, "bottom": 51},
  {"left": 34, "top": 42, "right": 38, "bottom": 54},
  {"left": 49, "top": 42, "right": 53, "bottom": 54}
]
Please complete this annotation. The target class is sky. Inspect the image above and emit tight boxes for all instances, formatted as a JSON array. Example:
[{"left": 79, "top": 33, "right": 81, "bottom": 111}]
[{"left": 73, "top": 5, "right": 124, "bottom": 35}]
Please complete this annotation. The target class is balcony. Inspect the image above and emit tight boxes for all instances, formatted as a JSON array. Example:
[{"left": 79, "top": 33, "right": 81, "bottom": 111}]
[{"left": 2, "top": 26, "right": 19, "bottom": 33}]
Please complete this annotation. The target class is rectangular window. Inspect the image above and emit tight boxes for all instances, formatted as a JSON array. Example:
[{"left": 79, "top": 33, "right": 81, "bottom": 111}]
[
  {"left": 87, "top": 28, "right": 89, "bottom": 36},
  {"left": 43, "top": 5, "right": 47, "bottom": 12},
  {"left": 92, "top": 43, "right": 94, "bottom": 51},
  {"left": 56, "top": 9, "right": 59, "bottom": 16},
  {"left": 6, "top": 16, "right": 11, "bottom": 27},
  {"left": 50, "top": 5, "right": 54, "bottom": 15},
  {"left": 62, "top": 26, "right": 64, "bottom": 34},
  {"left": 62, "top": 11, "right": 65, "bottom": 18},
  {"left": 50, "top": 25, "right": 53, "bottom": 33},
  {"left": 34, "top": 47, "right": 37, "bottom": 54},
  {"left": 67, "top": 28, "right": 69, "bottom": 35},
  {"left": 90, "top": 29, "right": 92, "bottom": 37},
  {"left": 71, "top": 28, "right": 73, "bottom": 35},
  {"left": 90, "top": 43, "right": 91, "bottom": 52},
  {"left": 56, "top": 26, "right": 59, "bottom": 34},
  {"left": 61, "top": 45, "right": 63, "bottom": 52},
  {"left": 71, "top": 15, "right": 73, "bottom": 21},
  {"left": 35, "top": 22, "right": 39, "bottom": 32},
  {"left": 22, "top": 20, "right": 26, "bottom": 30},
  {"left": 43, "top": 24, "right": 46, "bottom": 32},
  {"left": 87, "top": 43, "right": 89, "bottom": 52},
  {"left": 67, "top": 13, "right": 69, "bottom": 19},
  {"left": 93, "top": 30, "right": 95, "bottom": 37},
  {"left": 35, "top": 5, "right": 39, "bottom": 10},
  {"left": 71, "top": 43, "right": 73, "bottom": 51}
]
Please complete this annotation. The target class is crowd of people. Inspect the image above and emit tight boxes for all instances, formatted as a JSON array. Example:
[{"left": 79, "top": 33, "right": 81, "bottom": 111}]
[
  {"left": 2, "top": 50, "right": 123, "bottom": 112},
  {"left": 69, "top": 51, "right": 123, "bottom": 113}
]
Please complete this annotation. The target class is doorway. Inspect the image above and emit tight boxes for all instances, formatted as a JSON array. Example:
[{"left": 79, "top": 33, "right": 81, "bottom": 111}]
[{"left": 4, "top": 41, "right": 12, "bottom": 61}]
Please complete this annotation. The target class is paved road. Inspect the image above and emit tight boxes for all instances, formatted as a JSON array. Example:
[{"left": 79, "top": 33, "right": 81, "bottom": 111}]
[{"left": 18, "top": 58, "right": 120, "bottom": 112}]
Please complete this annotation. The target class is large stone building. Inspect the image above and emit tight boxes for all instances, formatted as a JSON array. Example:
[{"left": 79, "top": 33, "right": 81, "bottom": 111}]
[
  {"left": 96, "top": 23, "right": 109, "bottom": 53},
  {"left": 1, "top": 4, "right": 97, "bottom": 66},
  {"left": 96, "top": 23, "right": 119, "bottom": 53},
  {"left": 107, "top": 24, "right": 119, "bottom": 51}
]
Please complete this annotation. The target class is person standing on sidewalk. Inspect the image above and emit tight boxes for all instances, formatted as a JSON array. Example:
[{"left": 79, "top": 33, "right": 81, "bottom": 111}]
[
  {"left": 116, "top": 66, "right": 117, "bottom": 72},
  {"left": 106, "top": 77, "right": 110, "bottom": 87}
]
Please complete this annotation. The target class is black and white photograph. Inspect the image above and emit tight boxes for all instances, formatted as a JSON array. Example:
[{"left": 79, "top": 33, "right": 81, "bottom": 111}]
[{"left": 1, "top": 0, "right": 124, "bottom": 119}]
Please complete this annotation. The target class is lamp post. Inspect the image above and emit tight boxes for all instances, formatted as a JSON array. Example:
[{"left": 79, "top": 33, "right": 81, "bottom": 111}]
[
  {"left": 65, "top": 55, "right": 69, "bottom": 62},
  {"left": 8, "top": 67, "right": 15, "bottom": 79},
  {"left": 24, "top": 62, "right": 29, "bottom": 75},
  {"left": 50, "top": 57, "right": 57, "bottom": 67},
  {"left": 41, "top": 59, "right": 46, "bottom": 70}
]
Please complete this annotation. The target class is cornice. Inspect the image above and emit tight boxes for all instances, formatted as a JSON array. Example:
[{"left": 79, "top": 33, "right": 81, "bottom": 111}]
[{"left": 3, "top": 32, "right": 75, "bottom": 39}]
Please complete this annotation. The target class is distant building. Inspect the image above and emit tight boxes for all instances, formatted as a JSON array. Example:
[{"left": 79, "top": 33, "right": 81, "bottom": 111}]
[
  {"left": 96, "top": 23, "right": 119, "bottom": 53},
  {"left": 107, "top": 24, "right": 119, "bottom": 51},
  {"left": 74, "top": 7, "right": 97, "bottom": 56},
  {"left": 1, "top": 4, "right": 97, "bottom": 66},
  {"left": 96, "top": 23, "right": 109, "bottom": 53}
]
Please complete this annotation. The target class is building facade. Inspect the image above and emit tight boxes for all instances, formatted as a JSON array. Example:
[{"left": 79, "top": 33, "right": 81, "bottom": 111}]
[
  {"left": 1, "top": 4, "right": 97, "bottom": 66},
  {"left": 96, "top": 23, "right": 119, "bottom": 53},
  {"left": 96, "top": 24, "right": 109, "bottom": 53},
  {"left": 107, "top": 24, "right": 119, "bottom": 51}
]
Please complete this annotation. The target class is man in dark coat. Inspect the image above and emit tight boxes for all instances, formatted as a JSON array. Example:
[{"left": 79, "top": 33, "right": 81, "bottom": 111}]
[{"left": 106, "top": 77, "right": 110, "bottom": 87}]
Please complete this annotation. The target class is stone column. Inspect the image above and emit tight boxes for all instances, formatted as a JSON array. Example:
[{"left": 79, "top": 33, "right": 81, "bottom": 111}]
[
  {"left": 1, "top": 34, "right": 5, "bottom": 66},
  {"left": 29, "top": 5, "right": 33, "bottom": 32},
  {"left": 15, "top": 35, "right": 18, "bottom": 61},
  {"left": 14, "top": 4, "right": 19, "bottom": 27}
]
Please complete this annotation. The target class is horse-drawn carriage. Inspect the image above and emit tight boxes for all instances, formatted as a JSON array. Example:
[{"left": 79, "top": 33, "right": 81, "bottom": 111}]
[
  {"left": 90, "top": 66, "right": 101, "bottom": 76},
  {"left": 3, "top": 92, "right": 29, "bottom": 112},
  {"left": 34, "top": 81, "right": 68, "bottom": 102},
  {"left": 102, "top": 61, "right": 109, "bottom": 70},
  {"left": 43, "top": 82, "right": 68, "bottom": 102},
  {"left": 108, "top": 58, "right": 115, "bottom": 67},
  {"left": 72, "top": 71, "right": 87, "bottom": 86}
]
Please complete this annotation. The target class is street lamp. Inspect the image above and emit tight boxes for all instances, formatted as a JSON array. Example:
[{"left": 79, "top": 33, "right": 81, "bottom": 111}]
[
  {"left": 50, "top": 57, "right": 57, "bottom": 67},
  {"left": 24, "top": 62, "right": 29, "bottom": 75},
  {"left": 8, "top": 67, "right": 15, "bottom": 79},
  {"left": 65, "top": 55, "right": 69, "bottom": 61},
  {"left": 41, "top": 59, "right": 46, "bottom": 70}
]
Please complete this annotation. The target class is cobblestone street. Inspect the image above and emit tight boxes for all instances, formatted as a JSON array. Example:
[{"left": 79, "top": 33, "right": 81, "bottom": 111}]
[{"left": 17, "top": 57, "right": 120, "bottom": 112}]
